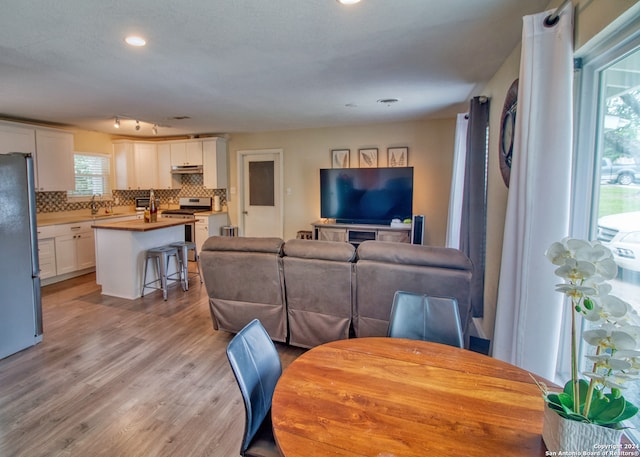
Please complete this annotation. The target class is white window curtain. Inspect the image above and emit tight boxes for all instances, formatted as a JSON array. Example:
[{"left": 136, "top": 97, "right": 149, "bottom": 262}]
[
  {"left": 446, "top": 113, "right": 469, "bottom": 249},
  {"left": 492, "top": 5, "right": 574, "bottom": 381}
]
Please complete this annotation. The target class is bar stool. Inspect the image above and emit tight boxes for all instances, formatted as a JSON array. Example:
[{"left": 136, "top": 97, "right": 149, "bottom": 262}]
[
  {"left": 170, "top": 241, "right": 203, "bottom": 291},
  {"left": 141, "top": 245, "right": 183, "bottom": 300}
]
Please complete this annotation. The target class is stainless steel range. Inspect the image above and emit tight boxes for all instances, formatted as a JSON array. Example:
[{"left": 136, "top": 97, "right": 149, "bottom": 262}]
[
  {"left": 161, "top": 197, "right": 212, "bottom": 219},
  {"left": 162, "top": 197, "right": 212, "bottom": 246}
]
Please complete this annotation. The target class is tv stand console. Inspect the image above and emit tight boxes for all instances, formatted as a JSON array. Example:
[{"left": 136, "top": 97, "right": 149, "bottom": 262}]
[{"left": 312, "top": 220, "right": 411, "bottom": 245}]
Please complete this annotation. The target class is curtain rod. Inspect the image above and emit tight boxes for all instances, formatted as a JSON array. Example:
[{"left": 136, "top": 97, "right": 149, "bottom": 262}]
[{"left": 544, "top": 0, "right": 573, "bottom": 27}]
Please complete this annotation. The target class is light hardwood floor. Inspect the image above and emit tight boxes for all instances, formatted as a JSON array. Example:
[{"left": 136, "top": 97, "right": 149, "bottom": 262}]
[{"left": 0, "top": 273, "right": 305, "bottom": 457}]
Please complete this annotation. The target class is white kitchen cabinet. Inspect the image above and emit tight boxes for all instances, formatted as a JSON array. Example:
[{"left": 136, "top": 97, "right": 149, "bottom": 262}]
[
  {"left": 113, "top": 141, "right": 136, "bottom": 190},
  {"left": 38, "top": 238, "right": 56, "bottom": 279},
  {"left": 202, "top": 138, "right": 228, "bottom": 189},
  {"left": 114, "top": 141, "right": 159, "bottom": 190},
  {"left": 37, "top": 225, "right": 57, "bottom": 279},
  {"left": 34, "top": 129, "right": 74, "bottom": 191},
  {"left": 194, "top": 213, "right": 229, "bottom": 254},
  {"left": 170, "top": 141, "right": 202, "bottom": 166},
  {"left": 55, "top": 221, "right": 95, "bottom": 275},
  {"left": 157, "top": 143, "right": 181, "bottom": 189},
  {"left": 0, "top": 122, "right": 36, "bottom": 155},
  {"left": 0, "top": 122, "right": 74, "bottom": 192},
  {"left": 133, "top": 142, "right": 157, "bottom": 190}
]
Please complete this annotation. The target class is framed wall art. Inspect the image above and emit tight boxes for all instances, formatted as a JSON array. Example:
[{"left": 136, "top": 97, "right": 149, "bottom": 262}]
[
  {"left": 358, "top": 148, "right": 378, "bottom": 168},
  {"left": 331, "top": 149, "right": 350, "bottom": 168},
  {"left": 388, "top": 147, "right": 408, "bottom": 167}
]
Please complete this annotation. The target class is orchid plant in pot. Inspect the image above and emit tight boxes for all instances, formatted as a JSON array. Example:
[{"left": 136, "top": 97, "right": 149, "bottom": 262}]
[{"left": 541, "top": 238, "right": 640, "bottom": 454}]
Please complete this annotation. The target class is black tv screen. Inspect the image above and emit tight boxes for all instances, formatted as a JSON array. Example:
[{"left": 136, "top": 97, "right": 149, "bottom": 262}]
[{"left": 320, "top": 167, "right": 413, "bottom": 224}]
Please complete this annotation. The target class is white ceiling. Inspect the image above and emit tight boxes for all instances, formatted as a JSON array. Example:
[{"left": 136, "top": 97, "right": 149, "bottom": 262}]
[{"left": 0, "top": 0, "right": 551, "bottom": 138}]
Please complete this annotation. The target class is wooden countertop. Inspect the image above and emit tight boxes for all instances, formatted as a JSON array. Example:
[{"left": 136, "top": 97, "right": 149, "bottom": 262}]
[
  {"left": 272, "top": 338, "right": 548, "bottom": 457},
  {"left": 91, "top": 218, "right": 194, "bottom": 232}
]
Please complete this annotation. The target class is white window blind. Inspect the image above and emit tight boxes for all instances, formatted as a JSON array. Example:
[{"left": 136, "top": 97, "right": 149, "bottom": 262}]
[{"left": 68, "top": 152, "right": 111, "bottom": 198}]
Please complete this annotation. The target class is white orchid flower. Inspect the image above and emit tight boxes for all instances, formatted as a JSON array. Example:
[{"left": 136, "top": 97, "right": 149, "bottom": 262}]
[
  {"left": 565, "top": 238, "right": 591, "bottom": 252},
  {"left": 555, "top": 259, "right": 596, "bottom": 282},
  {"left": 594, "top": 258, "right": 618, "bottom": 281},
  {"left": 585, "top": 354, "right": 632, "bottom": 371},
  {"left": 583, "top": 328, "right": 638, "bottom": 350},
  {"left": 583, "top": 372, "right": 627, "bottom": 390},
  {"left": 575, "top": 242, "right": 610, "bottom": 263},
  {"left": 545, "top": 241, "right": 572, "bottom": 266},
  {"left": 555, "top": 283, "right": 597, "bottom": 300},
  {"left": 613, "top": 350, "right": 640, "bottom": 371}
]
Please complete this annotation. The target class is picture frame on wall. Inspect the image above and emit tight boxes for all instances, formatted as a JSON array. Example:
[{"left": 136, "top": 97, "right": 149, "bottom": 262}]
[
  {"left": 331, "top": 149, "right": 350, "bottom": 168},
  {"left": 388, "top": 147, "right": 408, "bottom": 167},
  {"left": 359, "top": 148, "right": 378, "bottom": 168}
]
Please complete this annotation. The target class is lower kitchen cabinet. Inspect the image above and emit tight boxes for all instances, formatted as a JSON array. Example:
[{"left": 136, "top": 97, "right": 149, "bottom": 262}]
[
  {"left": 55, "top": 222, "right": 96, "bottom": 275},
  {"left": 37, "top": 238, "right": 57, "bottom": 279},
  {"left": 36, "top": 225, "right": 58, "bottom": 280},
  {"left": 39, "top": 215, "right": 139, "bottom": 284},
  {"left": 194, "top": 213, "right": 229, "bottom": 254}
]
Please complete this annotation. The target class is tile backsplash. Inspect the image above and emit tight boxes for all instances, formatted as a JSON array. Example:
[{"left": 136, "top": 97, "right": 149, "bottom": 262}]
[{"left": 36, "top": 174, "right": 227, "bottom": 213}]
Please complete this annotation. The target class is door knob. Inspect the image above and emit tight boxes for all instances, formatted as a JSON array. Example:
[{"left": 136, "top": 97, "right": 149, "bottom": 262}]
[{"left": 243, "top": 211, "right": 248, "bottom": 215}]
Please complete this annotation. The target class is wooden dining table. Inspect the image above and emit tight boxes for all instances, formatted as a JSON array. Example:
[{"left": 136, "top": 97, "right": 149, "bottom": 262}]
[{"left": 272, "top": 337, "right": 549, "bottom": 457}]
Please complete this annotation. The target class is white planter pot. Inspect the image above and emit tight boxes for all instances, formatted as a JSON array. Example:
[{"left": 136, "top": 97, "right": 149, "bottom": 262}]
[{"left": 542, "top": 403, "right": 623, "bottom": 457}]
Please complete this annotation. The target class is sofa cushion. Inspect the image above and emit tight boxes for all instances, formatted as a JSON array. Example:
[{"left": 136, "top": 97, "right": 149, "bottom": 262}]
[
  {"left": 354, "top": 241, "right": 473, "bottom": 338},
  {"left": 283, "top": 239, "right": 356, "bottom": 262},
  {"left": 283, "top": 239, "right": 355, "bottom": 348},
  {"left": 202, "top": 236, "right": 284, "bottom": 254},
  {"left": 356, "top": 240, "right": 472, "bottom": 270},
  {"left": 200, "top": 236, "right": 287, "bottom": 342}
]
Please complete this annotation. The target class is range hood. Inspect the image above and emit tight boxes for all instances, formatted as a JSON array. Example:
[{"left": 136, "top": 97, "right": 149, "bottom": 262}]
[{"left": 171, "top": 165, "right": 203, "bottom": 174}]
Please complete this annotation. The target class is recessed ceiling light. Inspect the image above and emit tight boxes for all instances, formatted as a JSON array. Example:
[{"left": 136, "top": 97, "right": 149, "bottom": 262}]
[
  {"left": 125, "top": 36, "right": 146, "bottom": 47},
  {"left": 337, "top": 0, "right": 361, "bottom": 4}
]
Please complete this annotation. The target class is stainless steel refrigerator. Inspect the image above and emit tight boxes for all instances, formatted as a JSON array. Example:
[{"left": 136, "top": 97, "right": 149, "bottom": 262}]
[{"left": 0, "top": 153, "right": 43, "bottom": 359}]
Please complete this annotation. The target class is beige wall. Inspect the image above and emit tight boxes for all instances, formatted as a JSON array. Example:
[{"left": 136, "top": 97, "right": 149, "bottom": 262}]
[
  {"left": 479, "top": 0, "right": 640, "bottom": 339},
  {"left": 227, "top": 119, "right": 456, "bottom": 244}
]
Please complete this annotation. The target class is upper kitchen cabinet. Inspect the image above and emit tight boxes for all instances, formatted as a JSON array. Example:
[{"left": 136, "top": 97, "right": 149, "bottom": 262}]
[
  {"left": 157, "top": 143, "right": 181, "bottom": 189},
  {"left": 34, "top": 129, "right": 74, "bottom": 191},
  {"left": 0, "top": 122, "right": 74, "bottom": 192},
  {"left": 0, "top": 122, "right": 36, "bottom": 155},
  {"left": 133, "top": 142, "right": 157, "bottom": 190},
  {"left": 170, "top": 141, "right": 202, "bottom": 166},
  {"left": 113, "top": 141, "right": 159, "bottom": 190},
  {"left": 202, "top": 138, "right": 228, "bottom": 189},
  {"left": 113, "top": 141, "right": 136, "bottom": 190}
]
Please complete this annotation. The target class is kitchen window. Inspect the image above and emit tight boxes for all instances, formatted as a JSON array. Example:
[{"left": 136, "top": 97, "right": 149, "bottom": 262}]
[
  {"left": 573, "top": 21, "right": 640, "bottom": 441},
  {"left": 67, "top": 152, "right": 111, "bottom": 199}
]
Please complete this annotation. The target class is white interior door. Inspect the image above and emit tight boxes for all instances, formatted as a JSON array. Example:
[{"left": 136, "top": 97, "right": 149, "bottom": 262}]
[{"left": 239, "top": 150, "right": 283, "bottom": 238}]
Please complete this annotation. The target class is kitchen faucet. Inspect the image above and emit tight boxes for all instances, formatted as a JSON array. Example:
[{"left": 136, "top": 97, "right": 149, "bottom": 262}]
[{"left": 90, "top": 194, "right": 101, "bottom": 215}]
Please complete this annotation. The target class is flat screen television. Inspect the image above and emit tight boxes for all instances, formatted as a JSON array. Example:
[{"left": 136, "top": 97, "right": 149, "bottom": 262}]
[{"left": 320, "top": 167, "right": 413, "bottom": 225}]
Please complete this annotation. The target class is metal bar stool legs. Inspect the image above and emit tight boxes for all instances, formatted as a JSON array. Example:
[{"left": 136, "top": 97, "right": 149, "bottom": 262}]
[
  {"left": 141, "top": 246, "right": 182, "bottom": 300},
  {"left": 170, "top": 241, "right": 203, "bottom": 291}
]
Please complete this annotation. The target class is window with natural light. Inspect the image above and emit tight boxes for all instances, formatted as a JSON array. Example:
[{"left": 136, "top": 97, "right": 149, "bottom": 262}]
[
  {"left": 68, "top": 152, "right": 111, "bottom": 199},
  {"left": 578, "top": 34, "right": 640, "bottom": 441}
]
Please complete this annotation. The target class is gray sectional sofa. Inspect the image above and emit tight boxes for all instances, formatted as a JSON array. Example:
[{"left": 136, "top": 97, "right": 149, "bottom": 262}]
[{"left": 200, "top": 237, "right": 473, "bottom": 348}]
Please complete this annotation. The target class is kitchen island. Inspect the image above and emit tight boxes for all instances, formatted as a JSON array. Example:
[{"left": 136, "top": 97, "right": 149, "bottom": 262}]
[{"left": 92, "top": 218, "right": 194, "bottom": 299}]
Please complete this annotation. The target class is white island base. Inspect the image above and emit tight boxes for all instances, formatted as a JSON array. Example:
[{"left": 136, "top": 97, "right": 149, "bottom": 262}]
[{"left": 93, "top": 219, "right": 189, "bottom": 299}]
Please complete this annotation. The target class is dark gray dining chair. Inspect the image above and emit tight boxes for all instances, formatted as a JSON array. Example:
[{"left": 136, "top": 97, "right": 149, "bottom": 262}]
[
  {"left": 226, "top": 319, "right": 283, "bottom": 457},
  {"left": 387, "top": 291, "right": 464, "bottom": 348}
]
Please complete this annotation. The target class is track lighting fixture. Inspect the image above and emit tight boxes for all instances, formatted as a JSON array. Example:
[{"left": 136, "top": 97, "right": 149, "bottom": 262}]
[
  {"left": 135, "top": 120, "right": 140, "bottom": 131},
  {"left": 152, "top": 124, "right": 158, "bottom": 135},
  {"left": 114, "top": 117, "right": 120, "bottom": 128}
]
